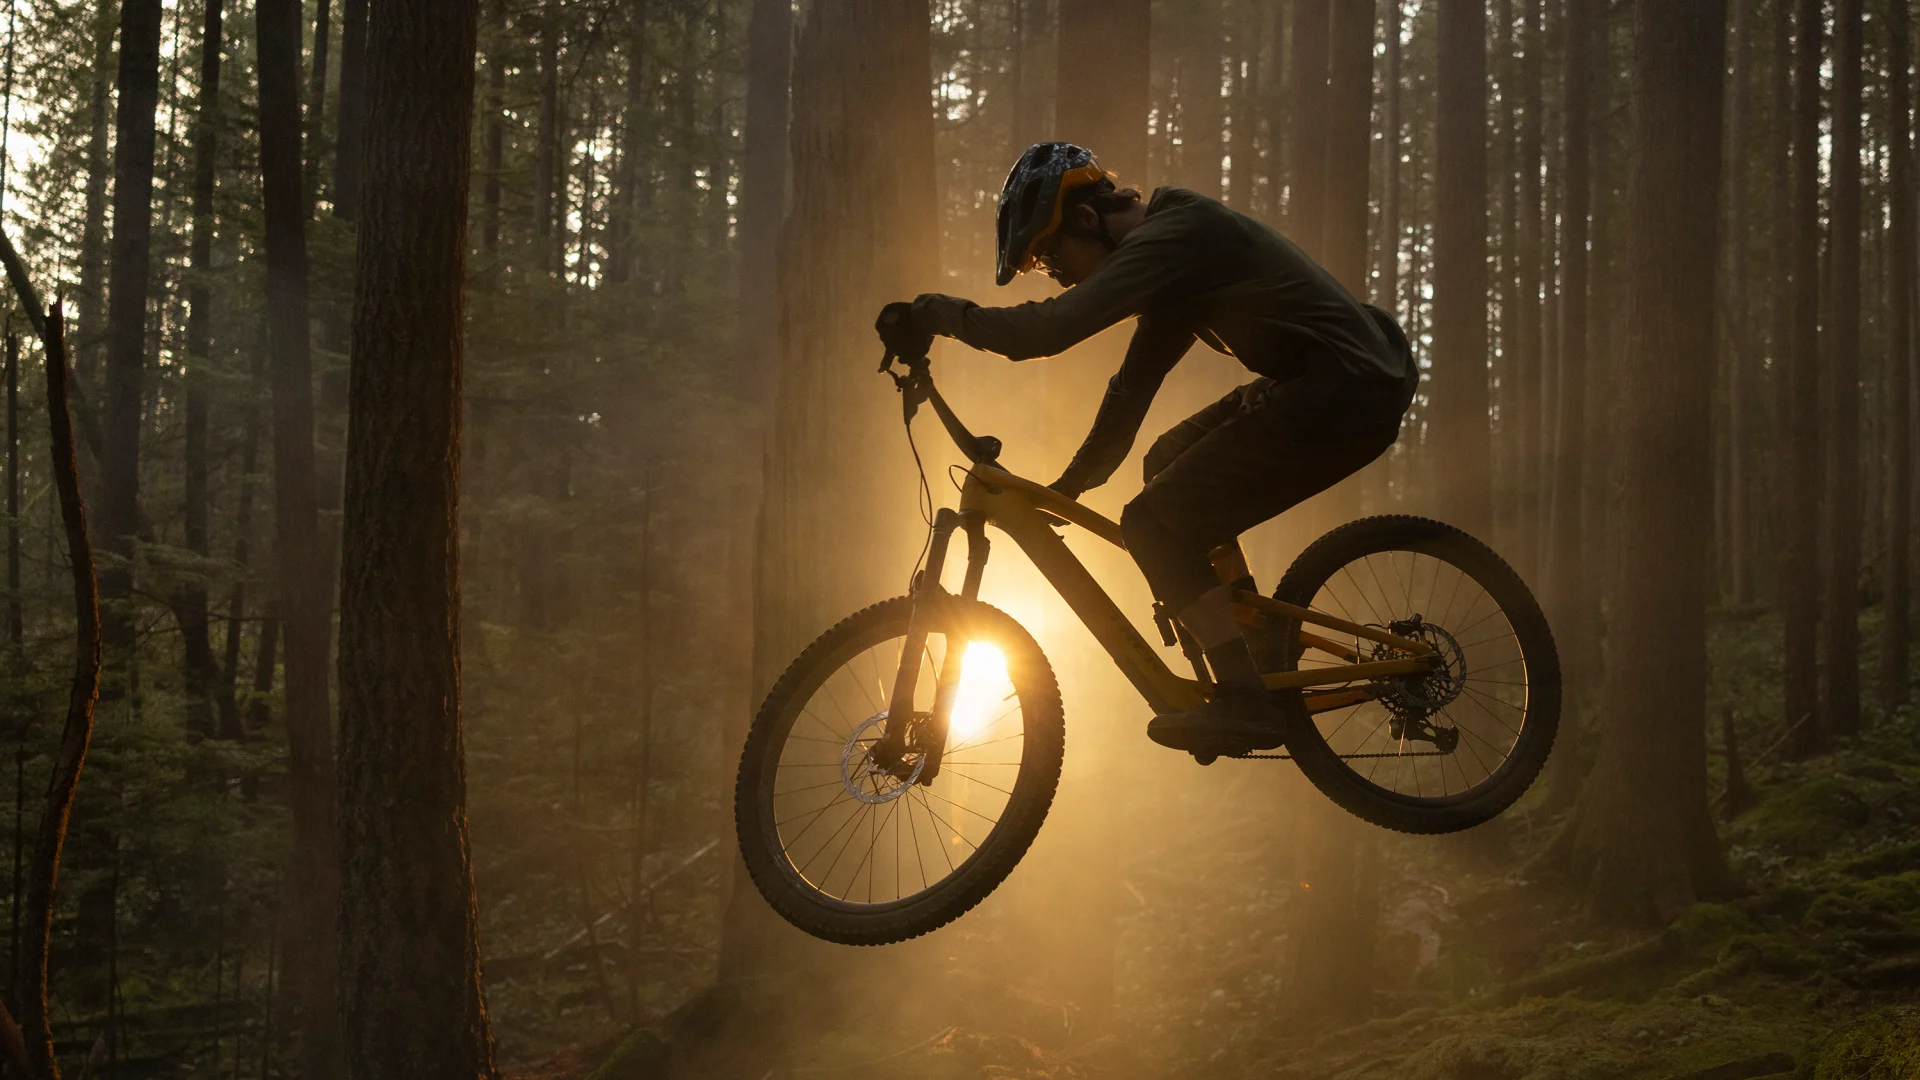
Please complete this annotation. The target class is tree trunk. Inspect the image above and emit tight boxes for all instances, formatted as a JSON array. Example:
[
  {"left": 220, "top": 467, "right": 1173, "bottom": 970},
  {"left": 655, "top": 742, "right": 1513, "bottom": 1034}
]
[
  {"left": 1288, "top": 0, "right": 1330, "bottom": 255},
  {"left": 246, "top": 610, "right": 279, "bottom": 733},
  {"left": 533, "top": 15, "right": 560, "bottom": 274},
  {"left": 481, "top": 34, "right": 505, "bottom": 263},
  {"left": 1558, "top": 0, "right": 1731, "bottom": 921},
  {"left": 1582, "top": 13, "right": 1619, "bottom": 707},
  {"left": 1433, "top": 0, "right": 1493, "bottom": 531},
  {"left": 1881, "top": 0, "right": 1915, "bottom": 711},
  {"left": 24, "top": 306, "right": 99, "bottom": 1080},
  {"left": 98, "top": 0, "right": 165, "bottom": 660},
  {"left": 1766, "top": 0, "right": 1791, "bottom": 608},
  {"left": 256, "top": 0, "right": 343, "bottom": 1072},
  {"left": 1263, "top": 2, "right": 1288, "bottom": 225},
  {"left": 178, "top": 0, "right": 224, "bottom": 739},
  {"left": 1378, "top": 0, "right": 1403, "bottom": 307},
  {"left": 1322, "top": 0, "right": 1372, "bottom": 293},
  {"left": 737, "top": 0, "right": 791, "bottom": 402},
  {"left": 607, "top": 9, "right": 647, "bottom": 287},
  {"left": 0, "top": 228, "right": 104, "bottom": 1078},
  {"left": 1177, "top": 0, "right": 1225, "bottom": 198},
  {"left": 1721, "top": 0, "right": 1753, "bottom": 606},
  {"left": 719, "top": 0, "right": 939, "bottom": 1064},
  {"left": 302, "top": 0, "right": 335, "bottom": 211},
  {"left": 1511, "top": 0, "right": 1543, "bottom": 578},
  {"left": 217, "top": 396, "right": 260, "bottom": 741},
  {"left": 1821, "top": 0, "right": 1863, "bottom": 739},
  {"left": 1544, "top": 0, "right": 1596, "bottom": 810},
  {"left": 4, "top": 333, "right": 14, "bottom": 654},
  {"left": 75, "top": 0, "right": 115, "bottom": 397},
  {"left": 331, "top": 0, "right": 368, "bottom": 221},
  {"left": 336, "top": 1, "right": 491, "bottom": 1072},
  {"left": 1783, "top": 0, "right": 1824, "bottom": 758},
  {"left": 1057, "top": 0, "right": 1152, "bottom": 177}
]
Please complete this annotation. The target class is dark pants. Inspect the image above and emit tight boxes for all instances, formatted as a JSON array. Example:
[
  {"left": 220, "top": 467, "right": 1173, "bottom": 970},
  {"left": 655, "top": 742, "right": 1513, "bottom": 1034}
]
[{"left": 1119, "top": 363, "right": 1416, "bottom": 613}]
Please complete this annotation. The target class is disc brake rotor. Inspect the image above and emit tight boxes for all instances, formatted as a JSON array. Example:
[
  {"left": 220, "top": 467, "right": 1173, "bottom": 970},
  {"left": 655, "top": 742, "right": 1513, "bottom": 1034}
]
[
  {"left": 1371, "top": 617, "right": 1468, "bottom": 748},
  {"left": 840, "top": 712, "right": 926, "bottom": 804}
]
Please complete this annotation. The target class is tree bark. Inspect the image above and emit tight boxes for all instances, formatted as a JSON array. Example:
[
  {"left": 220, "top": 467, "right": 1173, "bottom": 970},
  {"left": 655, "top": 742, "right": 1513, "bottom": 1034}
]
[
  {"left": 1544, "top": 0, "right": 1596, "bottom": 810},
  {"left": 1176, "top": 0, "right": 1226, "bottom": 198},
  {"left": 1558, "top": 0, "right": 1731, "bottom": 921},
  {"left": 1881, "top": 0, "right": 1915, "bottom": 711},
  {"left": 1783, "top": 0, "right": 1824, "bottom": 758},
  {"left": 533, "top": 16, "right": 561, "bottom": 276},
  {"left": 607, "top": 8, "right": 647, "bottom": 286},
  {"left": 1322, "top": 0, "right": 1373, "bottom": 293},
  {"left": 331, "top": 0, "right": 368, "bottom": 220},
  {"left": 1821, "top": 0, "right": 1863, "bottom": 738},
  {"left": 1057, "top": 0, "right": 1152, "bottom": 177},
  {"left": 1721, "top": 0, "right": 1754, "bottom": 606},
  {"left": 4, "top": 333, "right": 14, "bottom": 654},
  {"left": 1262, "top": 2, "right": 1289, "bottom": 225},
  {"left": 1511, "top": 0, "right": 1544, "bottom": 578},
  {"left": 178, "top": 0, "right": 224, "bottom": 739},
  {"left": 217, "top": 396, "right": 260, "bottom": 741},
  {"left": 337, "top": 1, "right": 491, "bottom": 1072},
  {"left": 75, "top": 0, "right": 115, "bottom": 396},
  {"left": 256, "top": 0, "right": 343, "bottom": 1072},
  {"left": 481, "top": 33, "right": 505, "bottom": 263},
  {"left": 305, "top": 0, "right": 333, "bottom": 205},
  {"left": 737, "top": 0, "right": 791, "bottom": 402},
  {"left": 1378, "top": 0, "right": 1403, "bottom": 307},
  {"left": 1288, "top": 0, "right": 1330, "bottom": 255},
  {"left": 1433, "top": 0, "right": 1493, "bottom": 531},
  {"left": 98, "top": 0, "right": 164, "bottom": 659},
  {"left": 1766, "top": 0, "right": 1792, "bottom": 607}
]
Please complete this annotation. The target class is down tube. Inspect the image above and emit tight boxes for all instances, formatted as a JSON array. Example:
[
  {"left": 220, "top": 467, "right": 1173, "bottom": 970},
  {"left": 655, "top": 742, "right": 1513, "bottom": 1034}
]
[{"left": 995, "top": 514, "right": 1203, "bottom": 715}]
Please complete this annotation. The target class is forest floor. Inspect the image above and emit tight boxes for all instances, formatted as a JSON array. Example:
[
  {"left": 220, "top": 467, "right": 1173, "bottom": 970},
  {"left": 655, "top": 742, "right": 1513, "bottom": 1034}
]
[{"left": 528, "top": 609, "right": 1920, "bottom": 1080}]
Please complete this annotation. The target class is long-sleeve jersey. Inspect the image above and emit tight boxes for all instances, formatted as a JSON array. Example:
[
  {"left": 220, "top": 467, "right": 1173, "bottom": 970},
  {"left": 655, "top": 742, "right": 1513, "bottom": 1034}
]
[{"left": 913, "top": 186, "right": 1410, "bottom": 493}]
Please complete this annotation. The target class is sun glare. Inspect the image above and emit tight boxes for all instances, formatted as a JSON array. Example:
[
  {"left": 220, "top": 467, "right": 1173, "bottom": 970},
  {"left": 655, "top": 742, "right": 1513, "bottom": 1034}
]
[{"left": 949, "top": 642, "right": 1010, "bottom": 744}]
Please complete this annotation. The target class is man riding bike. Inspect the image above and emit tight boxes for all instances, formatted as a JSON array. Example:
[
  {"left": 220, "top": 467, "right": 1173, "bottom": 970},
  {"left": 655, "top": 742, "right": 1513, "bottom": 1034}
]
[{"left": 875, "top": 142, "right": 1419, "bottom": 759}]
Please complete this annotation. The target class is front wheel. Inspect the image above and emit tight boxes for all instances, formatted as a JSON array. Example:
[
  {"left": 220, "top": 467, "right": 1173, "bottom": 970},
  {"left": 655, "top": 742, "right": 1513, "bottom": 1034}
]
[
  {"left": 734, "top": 596, "right": 1064, "bottom": 945},
  {"left": 1272, "top": 515, "right": 1560, "bottom": 834}
]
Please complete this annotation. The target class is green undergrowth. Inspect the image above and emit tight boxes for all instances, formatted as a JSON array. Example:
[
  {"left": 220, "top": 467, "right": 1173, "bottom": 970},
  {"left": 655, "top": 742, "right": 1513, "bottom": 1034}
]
[{"left": 557, "top": 608, "right": 1920, "bottom": 1080}]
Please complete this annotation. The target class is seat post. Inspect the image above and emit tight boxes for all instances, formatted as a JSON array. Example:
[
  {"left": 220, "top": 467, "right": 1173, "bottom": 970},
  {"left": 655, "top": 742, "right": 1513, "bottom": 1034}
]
[{"left": 1209, "top": 541, "right": 1256, "bottom": 592}]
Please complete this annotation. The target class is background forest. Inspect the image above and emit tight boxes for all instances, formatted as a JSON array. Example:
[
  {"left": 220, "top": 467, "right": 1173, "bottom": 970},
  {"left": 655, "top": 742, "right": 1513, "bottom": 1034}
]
[{"left": 0, "top": 0, "right": 1915, "bottom": 1076}]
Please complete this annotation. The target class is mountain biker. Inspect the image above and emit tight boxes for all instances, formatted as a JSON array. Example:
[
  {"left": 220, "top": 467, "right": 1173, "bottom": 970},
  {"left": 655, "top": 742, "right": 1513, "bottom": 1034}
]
[{"left": 875, "top": 142, "right": 1419, "bottom": 758}]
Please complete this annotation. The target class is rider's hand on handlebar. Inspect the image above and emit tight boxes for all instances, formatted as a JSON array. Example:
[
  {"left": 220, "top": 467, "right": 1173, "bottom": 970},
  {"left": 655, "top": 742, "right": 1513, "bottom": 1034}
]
[{"left": 875, "top": 302, "right": 934, "bottom": 365}]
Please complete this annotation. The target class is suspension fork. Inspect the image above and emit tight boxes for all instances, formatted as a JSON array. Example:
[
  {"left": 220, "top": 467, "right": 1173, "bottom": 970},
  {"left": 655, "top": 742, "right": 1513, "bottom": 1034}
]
[{"left": 875, "top": 509, "right": 990, "bottom": 782}]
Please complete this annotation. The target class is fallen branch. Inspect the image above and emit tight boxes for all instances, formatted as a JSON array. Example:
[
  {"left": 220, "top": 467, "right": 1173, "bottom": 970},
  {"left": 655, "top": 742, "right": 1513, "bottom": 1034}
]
[
  {"left": 0, "top": 226, "right": 104, "bottom": 1080},
  {"left": 539, "top": 840, "right": 719, "bottom": 963}
]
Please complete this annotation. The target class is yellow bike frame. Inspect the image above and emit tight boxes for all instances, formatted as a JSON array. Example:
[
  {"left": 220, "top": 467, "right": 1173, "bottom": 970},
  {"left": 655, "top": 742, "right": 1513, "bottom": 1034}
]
[{"left": 872, "top": 354, "right": 1440, "bottom": 750}]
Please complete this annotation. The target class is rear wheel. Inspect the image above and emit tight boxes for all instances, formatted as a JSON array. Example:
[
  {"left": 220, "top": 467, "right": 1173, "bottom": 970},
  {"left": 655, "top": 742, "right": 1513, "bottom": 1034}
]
[
  {"left": 734, "top": 596, "right": 1064, "bottom": 945},
  {"left": 1271, "top": 515, "right": 1559, "bottom": 834}
]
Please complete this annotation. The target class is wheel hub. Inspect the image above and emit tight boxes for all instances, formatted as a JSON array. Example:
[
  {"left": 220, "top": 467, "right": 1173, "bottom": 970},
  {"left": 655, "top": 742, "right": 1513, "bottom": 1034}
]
[{"left": 840, "top": 712, "right": 926, "bottom": 804}]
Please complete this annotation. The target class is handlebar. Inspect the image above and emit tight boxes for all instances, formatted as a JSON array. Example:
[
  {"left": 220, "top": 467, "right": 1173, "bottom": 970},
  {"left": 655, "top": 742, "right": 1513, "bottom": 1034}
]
[{"left": 879, "top": 352, "right": 1002, "bottom": 465}]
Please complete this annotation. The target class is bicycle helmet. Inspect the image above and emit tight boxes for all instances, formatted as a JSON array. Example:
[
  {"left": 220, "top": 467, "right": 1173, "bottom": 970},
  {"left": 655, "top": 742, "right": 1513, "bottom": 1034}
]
[{"left": 995, "top": 142, "right": 1110, "bottom": 285}]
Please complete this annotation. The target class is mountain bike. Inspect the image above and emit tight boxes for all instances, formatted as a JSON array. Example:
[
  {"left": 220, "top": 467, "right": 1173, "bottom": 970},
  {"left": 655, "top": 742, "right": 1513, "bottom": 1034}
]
[{"left": 735, "top": 351, "right": 1559, "bottom": 946}]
